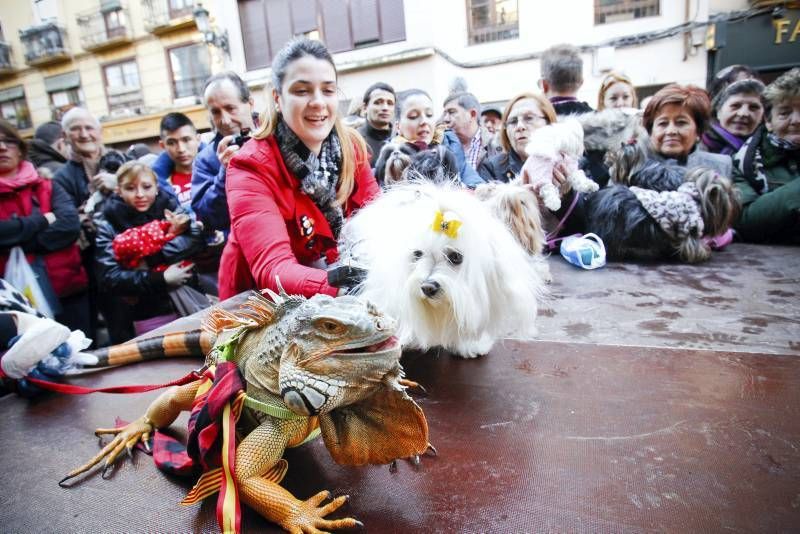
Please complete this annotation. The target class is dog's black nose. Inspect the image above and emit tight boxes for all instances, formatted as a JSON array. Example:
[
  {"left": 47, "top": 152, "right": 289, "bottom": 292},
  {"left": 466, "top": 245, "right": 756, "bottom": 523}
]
[{"left": 421, "top": 280, "right": 440, "bottom": 298}]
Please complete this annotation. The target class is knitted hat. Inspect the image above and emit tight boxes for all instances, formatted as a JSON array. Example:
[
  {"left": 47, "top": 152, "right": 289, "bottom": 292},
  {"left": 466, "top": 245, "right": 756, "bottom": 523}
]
[{"left": 34, "top": 121, "right": 63, "bottom": 145}]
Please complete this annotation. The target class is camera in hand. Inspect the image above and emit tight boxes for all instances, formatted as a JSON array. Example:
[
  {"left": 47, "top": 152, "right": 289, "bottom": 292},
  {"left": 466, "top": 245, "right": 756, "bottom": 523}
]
[{"left": 230, "top": 128, "right": 252, "bottom": 147}]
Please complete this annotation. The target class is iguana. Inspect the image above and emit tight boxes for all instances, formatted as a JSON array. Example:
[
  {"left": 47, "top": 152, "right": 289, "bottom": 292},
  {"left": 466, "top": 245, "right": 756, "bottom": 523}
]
[{"left": 60, "top": 287, "right": 430, "bottom": 534}]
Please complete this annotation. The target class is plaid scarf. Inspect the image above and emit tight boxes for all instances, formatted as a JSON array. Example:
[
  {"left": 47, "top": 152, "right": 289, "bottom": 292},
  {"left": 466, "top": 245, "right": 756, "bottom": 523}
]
[
  {"left": 275, "top": 120, "right": 344, "bottom": 238},
  {"left": 632, "top": 182, "right": 705, "bottom": 241}
]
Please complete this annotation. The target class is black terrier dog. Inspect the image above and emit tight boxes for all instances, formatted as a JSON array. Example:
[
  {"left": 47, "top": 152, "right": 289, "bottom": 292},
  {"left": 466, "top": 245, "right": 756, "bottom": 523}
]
[{"left": 585, "top": 167, "right": 740, "bottom": 263}]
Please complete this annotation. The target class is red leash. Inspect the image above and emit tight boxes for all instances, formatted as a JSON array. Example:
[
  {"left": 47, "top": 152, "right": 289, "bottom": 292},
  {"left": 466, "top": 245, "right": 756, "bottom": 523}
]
[{"left": 19, "top": 366, "right": 208, "bottom": 395}]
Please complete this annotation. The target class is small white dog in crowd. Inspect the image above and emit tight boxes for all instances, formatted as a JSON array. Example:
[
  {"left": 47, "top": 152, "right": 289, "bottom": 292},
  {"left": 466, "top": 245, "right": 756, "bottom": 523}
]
[
  {"left": 524, "top": 119, "right": 599, "bottom": 211},
  {"left": 339, "top": 180, "right": 546, "bottom": 358},
  {"left": 474, "top": 179, "right": 551, "bottom": 282}
]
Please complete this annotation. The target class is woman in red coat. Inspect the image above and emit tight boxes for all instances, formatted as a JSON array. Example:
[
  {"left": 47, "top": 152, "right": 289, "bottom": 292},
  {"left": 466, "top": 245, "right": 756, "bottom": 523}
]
[{"left": 219, "top": 39, "right": 379, "bottom": 299}]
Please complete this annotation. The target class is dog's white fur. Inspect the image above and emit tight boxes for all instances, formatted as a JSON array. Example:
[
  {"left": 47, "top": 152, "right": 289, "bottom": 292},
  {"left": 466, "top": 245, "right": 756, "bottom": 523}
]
[
  {"left": 524, "top": 119, "right": 598, "bottom": 211},
  {"left": 340, "top": 181, "right": 545, "bottom": 358}
]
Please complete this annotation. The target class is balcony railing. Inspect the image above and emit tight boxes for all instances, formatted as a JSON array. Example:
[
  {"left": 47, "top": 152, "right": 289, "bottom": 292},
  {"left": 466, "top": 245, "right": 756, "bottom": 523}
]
[
  {"left": 0, "top": 42, "right": 14, "bottom": 74},
  {"left": 19, "top": 22, "right": 70, "bottom": 66},
  {"left": 77, "top": 2, "right": 134, "bottom": 52},
  {"left": 142, "top": 0, "right": 197, "bottom": 34}
]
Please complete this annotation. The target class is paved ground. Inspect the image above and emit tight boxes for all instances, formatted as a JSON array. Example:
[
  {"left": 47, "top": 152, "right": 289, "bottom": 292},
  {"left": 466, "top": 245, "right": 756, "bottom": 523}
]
[
  {"left": 1, "top": 243, "right": 798, "bottom": 532},
  {"left": 535, "top": 243, "right": 800, "bottom": 356}
]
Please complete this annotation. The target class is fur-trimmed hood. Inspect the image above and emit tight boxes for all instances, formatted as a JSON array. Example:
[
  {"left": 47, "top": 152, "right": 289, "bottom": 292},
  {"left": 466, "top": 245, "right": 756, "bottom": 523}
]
[{"left": 574, "top": 108, "right": 646, "bottom": 152}]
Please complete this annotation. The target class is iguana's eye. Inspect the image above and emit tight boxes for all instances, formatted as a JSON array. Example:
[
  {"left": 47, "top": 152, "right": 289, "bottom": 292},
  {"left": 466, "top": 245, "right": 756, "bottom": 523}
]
[
  {"left": 445, "top": 249, "right": 463, "bottom": 265},
  {"left": 411, "top": 250, "right": 424, "bottom": 261},
  {"left": 317, "top": 319, "right": 345, "bottom": 334}
]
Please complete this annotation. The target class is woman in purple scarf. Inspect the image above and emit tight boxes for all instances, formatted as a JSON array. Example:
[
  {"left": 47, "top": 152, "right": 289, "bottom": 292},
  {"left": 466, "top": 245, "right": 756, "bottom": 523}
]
[{"left": 701, "top": 78, "right": 765, "bottom": 156}]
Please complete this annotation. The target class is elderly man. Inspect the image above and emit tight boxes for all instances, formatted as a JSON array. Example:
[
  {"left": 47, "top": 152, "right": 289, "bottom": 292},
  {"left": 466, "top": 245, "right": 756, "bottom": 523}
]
[
  {"left": 191, "top": 71, "right": 256, "bottom": 232},
  {"left": 356, "top": 82, "right": 395, "bottom": 167},
  {"left": 442, "top": 91, "right": 499, "bottom": 171},
  {"left": 53, "top": 107, "right": 114, "bottom": 344},
  {"left": 539, "top": 44, "right": 593, "bottom": 116},
  {"left": 54, "top": 107, "right": 111, "bottom": 211}
]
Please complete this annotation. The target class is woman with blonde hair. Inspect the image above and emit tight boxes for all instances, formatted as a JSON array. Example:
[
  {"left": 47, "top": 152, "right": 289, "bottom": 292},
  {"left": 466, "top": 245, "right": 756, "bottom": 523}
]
[
  {"left": 218, "top": 38, "right": 379, "bottom": 299},
  {"left": 597, "top": 72, "right": 638, "bottom": 110}
]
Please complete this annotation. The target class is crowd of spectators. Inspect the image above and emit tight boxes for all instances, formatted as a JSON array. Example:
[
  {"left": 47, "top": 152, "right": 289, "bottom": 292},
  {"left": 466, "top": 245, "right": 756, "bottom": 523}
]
[{"left": 0, "top": 38, "right": 797, "bottom": 348}]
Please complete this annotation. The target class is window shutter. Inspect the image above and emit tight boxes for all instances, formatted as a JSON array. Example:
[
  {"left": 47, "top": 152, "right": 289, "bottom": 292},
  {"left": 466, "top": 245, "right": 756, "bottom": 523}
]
[
  {"left": 238, "top": 0, "right": 271, "bottom": 69},
  {"left": 377, "top": 0, "right": 405, "bottom": 43},
  {"left": 350, "top": 0, "right": 379, "bottom": 45},
  {"left": 320, "top": 0, "right": 352, "bottom": 53},
  {"left": 265, "top": 0, "right": 293, "bottom": 63},
  {"left": 291, "top": 0, "right": 318, "bottom": 34}
]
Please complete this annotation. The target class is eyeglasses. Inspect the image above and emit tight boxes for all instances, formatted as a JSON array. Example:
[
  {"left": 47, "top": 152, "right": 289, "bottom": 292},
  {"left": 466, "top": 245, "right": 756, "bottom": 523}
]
[
  {"left": 0, "top": 138, "right": 22, "bottom": 148},
  {"left": 505, "top": 114, "right": 547, "bottom": 129}
]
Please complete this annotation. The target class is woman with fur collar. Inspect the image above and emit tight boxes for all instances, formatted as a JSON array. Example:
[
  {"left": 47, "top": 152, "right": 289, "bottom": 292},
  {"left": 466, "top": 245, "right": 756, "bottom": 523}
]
[
  {"left": 700, "top": 78, "right": 765, "bottom": 156},
  {"left": 219, "top": 39, "right": 379, "bottom": 299},
  {"left": 732, "top": 68, "right": 800, "bottom": 244},
  {"left": 386, "top": 89, "right": 484, "bottom": 188}
]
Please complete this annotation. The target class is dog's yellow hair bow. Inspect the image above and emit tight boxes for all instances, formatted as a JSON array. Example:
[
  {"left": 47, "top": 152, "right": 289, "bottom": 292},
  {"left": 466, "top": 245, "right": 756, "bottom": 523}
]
[{"left": 431, "top": 210, "right": 462, "bottom": 239}]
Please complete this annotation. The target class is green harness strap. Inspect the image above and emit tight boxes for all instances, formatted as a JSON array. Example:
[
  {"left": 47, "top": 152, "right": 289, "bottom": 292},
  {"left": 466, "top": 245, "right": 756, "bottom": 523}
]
[{"left": 217, "top": 329, "right": 322, "bottom": 446}]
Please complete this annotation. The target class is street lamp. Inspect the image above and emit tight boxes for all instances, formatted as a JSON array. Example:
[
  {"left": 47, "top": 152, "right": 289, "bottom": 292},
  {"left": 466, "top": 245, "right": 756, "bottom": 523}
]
[{"left": 193, "top": 3, "right": 229, "bottom": 56}]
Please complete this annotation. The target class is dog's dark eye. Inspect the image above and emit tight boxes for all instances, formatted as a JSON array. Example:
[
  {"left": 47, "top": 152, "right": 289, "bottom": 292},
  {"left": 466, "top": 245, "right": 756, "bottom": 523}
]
[
  {"left": 412, "top": 250, "right": 424, "bottom": 261},
  {"left": 446, "top": 250, "right": 463, "bottom": 265}
]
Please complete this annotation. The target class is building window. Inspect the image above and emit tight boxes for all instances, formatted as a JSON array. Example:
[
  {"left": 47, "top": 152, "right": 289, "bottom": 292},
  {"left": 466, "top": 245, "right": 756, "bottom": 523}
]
[
  {"left": 44, "top": 71, "right": 84, "bottom": 120},
  {"left": 49, "top": 88, "right": 84, "bottom": 119},
  {"left": 237, "top": 0, "right": 406, "bottom": 70},
  {"left": 466, "top": 0, "right": 518, "bottom": 45},
  {"left": 104, "top": 9, "right": 125, "bottom": 39},
  {"left": 103, "top": 59, "right": 143, "bottom": 113},
  {"left": 595, "top": 0, "right": 659, "bottom": 25},
  {"left": 0, "top": 89, "right": 32, "bottom": 130},
  {"left": 169, "top": 0, "right": 194, "bottom": 19},
  {"left": 168, "top": 43, "right": 211, "bottom": 99}
]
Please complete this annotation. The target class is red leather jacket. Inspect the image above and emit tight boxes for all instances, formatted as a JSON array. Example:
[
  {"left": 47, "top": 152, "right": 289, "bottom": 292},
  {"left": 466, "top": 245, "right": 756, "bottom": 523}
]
[
  {"left": 0, "top": 161, "right": 87, "bottom": 297},
  {"left": 219, "top": 135, "right": 379, "bottom": 299}
]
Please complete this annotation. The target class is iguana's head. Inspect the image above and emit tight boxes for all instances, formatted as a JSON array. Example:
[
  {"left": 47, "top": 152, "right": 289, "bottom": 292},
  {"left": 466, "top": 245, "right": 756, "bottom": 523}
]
[{"left": 278, "top": 294, "right": 401, "bottom": 416}]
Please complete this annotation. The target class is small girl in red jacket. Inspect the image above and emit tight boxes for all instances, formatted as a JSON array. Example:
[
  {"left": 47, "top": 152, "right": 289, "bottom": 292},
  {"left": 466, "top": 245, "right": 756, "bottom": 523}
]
[{"left": 95, "top": 162, "right": 206, "bottom": 342}]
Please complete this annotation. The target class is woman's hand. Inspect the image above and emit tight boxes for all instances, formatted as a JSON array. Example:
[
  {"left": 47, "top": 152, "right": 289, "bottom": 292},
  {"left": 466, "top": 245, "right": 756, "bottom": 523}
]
[
  {"left": 44, "top": 212, "right": 56, "bottom": 225},
  {"left": 553, "top": 160, "right": 572, "bottom": 197},
  {"left": 217, "top": 135, "right": 241, "bottom": 168},
  {"left": 163, "top": 262, "right": 194, "bottom": 287},
  {"left": 164, "top": 209, "right": 190, "bottom": 236}
]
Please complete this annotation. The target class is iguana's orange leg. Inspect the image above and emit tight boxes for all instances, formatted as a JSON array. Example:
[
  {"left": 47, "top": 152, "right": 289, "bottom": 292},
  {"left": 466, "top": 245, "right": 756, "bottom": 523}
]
[
  {"left": 60, "top": 381, "right": 201, "bottom": 485},
  {"left": 236, "top": 420, "right": 362, "bottom": 534}
]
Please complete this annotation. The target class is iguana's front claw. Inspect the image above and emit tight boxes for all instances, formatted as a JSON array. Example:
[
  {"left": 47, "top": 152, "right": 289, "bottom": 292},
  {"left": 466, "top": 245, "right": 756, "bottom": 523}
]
[
  {"left": 282, "top": 490, "right": 361, "bottom": 534},
  {"left": 59, "top": 417, "right": 153, "bottom": 486},
  {"left": 425, "top": 443, "right": 437, "bottom": 456}
]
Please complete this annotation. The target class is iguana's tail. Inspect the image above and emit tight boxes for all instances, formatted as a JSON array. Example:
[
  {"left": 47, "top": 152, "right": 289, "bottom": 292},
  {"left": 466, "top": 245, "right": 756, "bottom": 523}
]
[{"left": 86, "top": 330, "right": 217, "bottom": 369}]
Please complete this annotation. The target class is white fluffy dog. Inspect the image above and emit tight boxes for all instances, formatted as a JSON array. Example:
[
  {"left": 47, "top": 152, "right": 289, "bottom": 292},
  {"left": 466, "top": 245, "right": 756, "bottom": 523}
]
[
  {"left": 524, "top": 118, "right": 599, "bottom": 211},
  {"left": 339, "top": 181, "right": 545, "bottom": 358}
]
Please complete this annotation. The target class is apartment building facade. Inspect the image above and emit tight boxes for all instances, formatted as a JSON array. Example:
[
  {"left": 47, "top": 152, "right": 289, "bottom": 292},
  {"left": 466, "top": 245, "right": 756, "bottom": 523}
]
[{"left": 0, "top": 0, "right": 223, "bottom": 146}]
